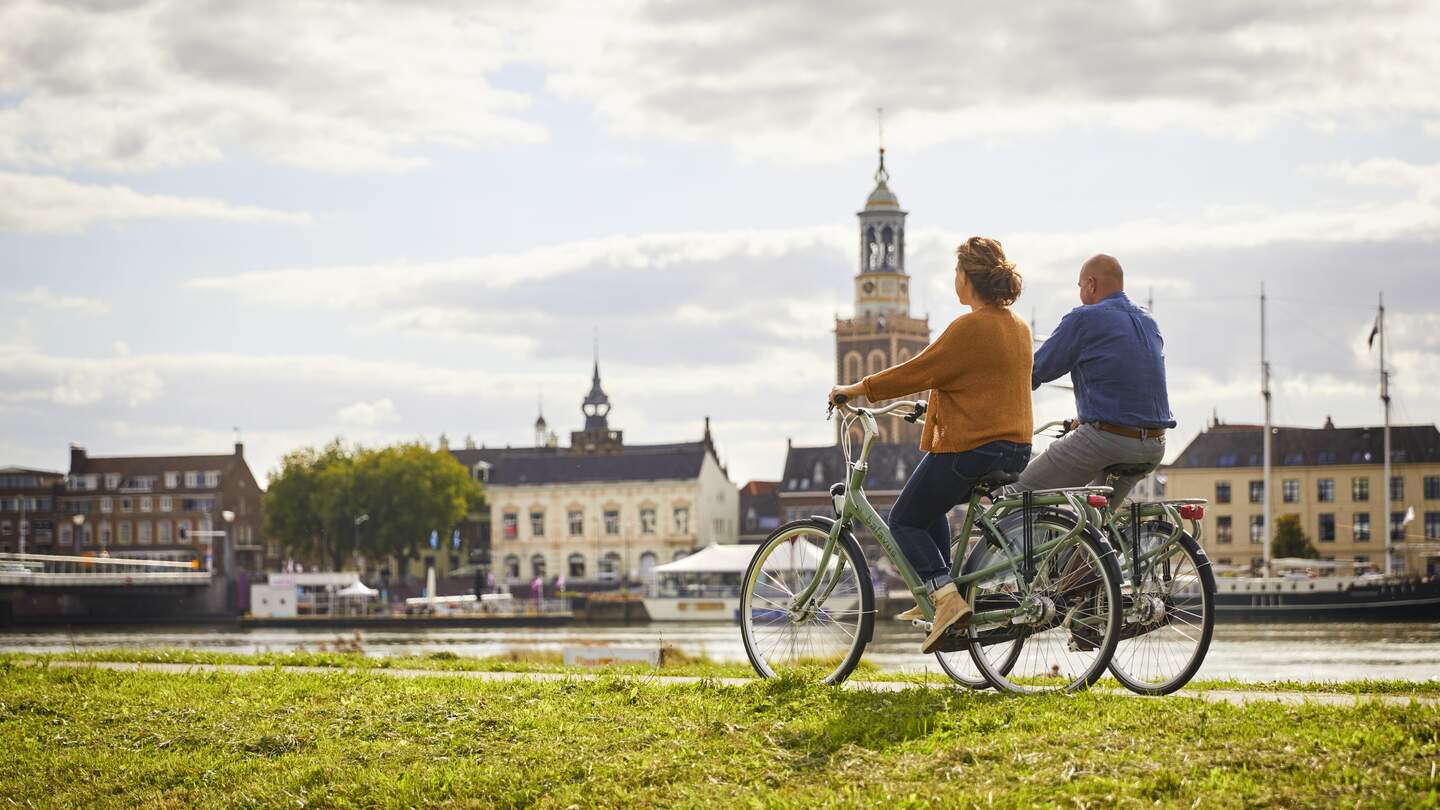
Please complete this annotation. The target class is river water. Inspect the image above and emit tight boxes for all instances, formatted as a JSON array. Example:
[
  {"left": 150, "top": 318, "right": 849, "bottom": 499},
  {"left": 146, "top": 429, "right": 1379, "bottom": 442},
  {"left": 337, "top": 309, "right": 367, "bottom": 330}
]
[{"left": 3, "top": 620, "right": 1437, "bottom": 682}]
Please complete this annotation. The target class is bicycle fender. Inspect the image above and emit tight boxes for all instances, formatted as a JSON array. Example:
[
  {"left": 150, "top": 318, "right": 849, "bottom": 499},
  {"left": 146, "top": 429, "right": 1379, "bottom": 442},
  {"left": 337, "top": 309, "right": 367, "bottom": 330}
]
[
  {"left": 969, "top": 508, "right": 1123, "bottom": 584},
  {"left": 1147, "top": 521, "right": 1218, "bottom": 595}
]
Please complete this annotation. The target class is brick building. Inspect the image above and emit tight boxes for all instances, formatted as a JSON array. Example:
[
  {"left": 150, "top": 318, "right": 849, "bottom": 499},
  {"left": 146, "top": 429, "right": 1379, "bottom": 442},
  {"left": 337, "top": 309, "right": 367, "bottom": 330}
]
[{"left": 0, "top": 467, "right": 66, "bottom": 554}]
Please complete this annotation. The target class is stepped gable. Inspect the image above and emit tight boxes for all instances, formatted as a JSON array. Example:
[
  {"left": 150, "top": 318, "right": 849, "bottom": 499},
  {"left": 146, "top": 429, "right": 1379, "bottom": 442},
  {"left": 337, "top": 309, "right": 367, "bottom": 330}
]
[
  {"left": 1171, "top": 424, "right": 1440, "bottom": 469},
  {"left": 781, "top": 443, "right": 926, "bottom": 493},
  {"left": 450, "top": 441, "right": 711, "bottom": 486}
]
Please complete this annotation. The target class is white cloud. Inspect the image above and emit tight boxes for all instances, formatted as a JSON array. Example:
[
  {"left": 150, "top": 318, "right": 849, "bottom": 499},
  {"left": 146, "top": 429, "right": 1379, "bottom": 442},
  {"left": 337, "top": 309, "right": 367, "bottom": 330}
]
[
  {"left": 0, "top": 171, "right": 308, "bottom": 233},
  {"left": 1, "top": 286, "right": 108, "bottom": 314},
  {"left": 0, "top": 0, "right": 546, "bottom": 173},
  {"left": 337, "top": 398, "right": 398, "bottom": 428}
]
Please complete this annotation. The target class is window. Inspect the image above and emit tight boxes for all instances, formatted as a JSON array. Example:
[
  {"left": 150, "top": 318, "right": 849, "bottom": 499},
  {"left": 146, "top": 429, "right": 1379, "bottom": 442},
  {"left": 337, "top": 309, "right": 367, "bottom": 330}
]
[
  {"left": 713, "top": 518, "right": 725, "bottom": 536},
  {"left": 1248, "top": 515, "right": 1264, "bottom": 545},
  {"left": 1351, "top": 477, "right": 1369, "bottom": 502},
  {"left": 1425, "top": 512, "right": 1440, "bottom": 540},
  {"left": 673, "top": 507, "right": 690, "bottom": 535},
  {"left": 530, "top": 554, "right": 546, "bottom": 578},
  {"left": 1214, "top": 482, "right": 1231, "bottom": 504},
  {"left": 58, "top": 525, "right": 71, "bottom": 545},
  {"left": 1390, "top": 476, "right": 1404, "bottom": 502},
  {"left": 1425, "top": 476, "right": 1440, "bottom": 500},
  {"left": 140, "top": 497, "right": 152, "bottom": 513},
  {"left": 1217, "top": 516, "right": 1233, "bottom": 544},
  {"left": 1354, "top": 513, "right": 1370, "bottom": 542},
  {"left": 1218, "top": 454, "right": 1238, "bottom": 467},
  {"left": 176, "top": 519, "right": 191, "bottom": 542},
  {"left": 120, "top": 497, "right": 133, "bottom": 513},
  {"left": 568, "top": 553, "right": 586, "bottom": 578},
  {"left": 639, "top": 551, "right": 658, "bottom": 581},
  {"left": 1317, "top": 479, "right": 1335, "bottom": 502},
  {"left": 180, "top": 497, "right": 216, "bottom": 512},
  {"left": 673, "top": 549, "right": 688, "bottom": 562},
  {"left": 160, "top": 497, "right": 172, "bottom": 512},
  {"left": 184, "top": 472, "right": 200, "bottom": 488},
  {"left": 104, "top": 473, "right": 120, "bottom": 490},
  {"left": 157, "top": 521, "right": 171, "bottom": 543},
  {"left": 529, "top": 511, "right": 545, "bottom": 537},
  {"left": 604, "top": 509, "right": 620, "bottom": 535},
  {"left": 1282, "top": 479, "right": 1299, "bottom": 504},
  {"left": 0, "top": 521, "right": 8, "bottom": 536},
  {"left": 164, "top": 472, "right": 179, "bottom": 489},
  {"left": 100, "top": 497, "right": 113, "bottom": 513},
  {"left": 137, "top": 522, "right": 152, "bottom": 545},
  {"left": 503, "top": 555, "right": 520, "bottom": 579},
  {"left": 1391, "top": 511, "right": 1406, "bottom": 541},
  {"left": 1248, "top": 481, "right": 1264, "bottom": 504},
  {"left": 502, "top": 512, "right": 518, "bottom": 540},
  {"left": 640, "top": 508, "right": 656, "bottom": 534},
  {"left": 204, "top": 471, "right": 221, "bottom": 487},
  {"left": 1318, "top": 514, "right": 1335, "bottom": 542},
  {"left": 96, "top": 523, "right": 109, "bottom": 547},
  {"left": 117, "top": 522, "right": 132, "bottom": 545},
  {"left": 599, "top": 552, "right": 622, "bottom": 582},
  {"left": 568, "top": 510, "right": 584, "bottom": 536}
]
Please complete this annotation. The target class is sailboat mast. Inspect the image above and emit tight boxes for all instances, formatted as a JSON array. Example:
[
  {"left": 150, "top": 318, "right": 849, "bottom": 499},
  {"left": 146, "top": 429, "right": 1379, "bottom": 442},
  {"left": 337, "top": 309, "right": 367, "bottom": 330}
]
[
  {"left": 1261, "top": 284, "right": 1272, "bottom": 578},
  {"left": 1380, "top": 293, "right": 1392, "bottom": 576}
]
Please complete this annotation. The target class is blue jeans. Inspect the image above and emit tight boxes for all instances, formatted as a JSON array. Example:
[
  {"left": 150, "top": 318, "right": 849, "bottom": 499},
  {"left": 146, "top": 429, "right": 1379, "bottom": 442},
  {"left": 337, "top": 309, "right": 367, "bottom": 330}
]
[{"left": 887, "top": 441, "right": 1032, "bottom": 592}]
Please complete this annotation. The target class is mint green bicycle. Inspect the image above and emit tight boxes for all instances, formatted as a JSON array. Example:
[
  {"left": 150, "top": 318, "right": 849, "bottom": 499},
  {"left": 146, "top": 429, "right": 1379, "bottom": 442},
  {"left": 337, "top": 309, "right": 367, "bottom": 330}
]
[{"left": 740, "top": 399, "right": 1125, "bottom": 693}]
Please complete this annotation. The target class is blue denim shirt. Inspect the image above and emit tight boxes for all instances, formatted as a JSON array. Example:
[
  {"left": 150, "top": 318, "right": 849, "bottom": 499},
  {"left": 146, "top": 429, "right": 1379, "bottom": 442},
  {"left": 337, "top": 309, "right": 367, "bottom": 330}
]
[{"left": 1033, "top": 291, "right": 1175, "bottom": 428}]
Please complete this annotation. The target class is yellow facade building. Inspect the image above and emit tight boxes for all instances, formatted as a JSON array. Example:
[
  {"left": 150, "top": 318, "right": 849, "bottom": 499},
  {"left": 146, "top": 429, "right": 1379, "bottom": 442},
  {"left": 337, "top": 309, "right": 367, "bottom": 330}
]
[{"left": 1165, "top": 420, "right": 1440, "bottom": 576}]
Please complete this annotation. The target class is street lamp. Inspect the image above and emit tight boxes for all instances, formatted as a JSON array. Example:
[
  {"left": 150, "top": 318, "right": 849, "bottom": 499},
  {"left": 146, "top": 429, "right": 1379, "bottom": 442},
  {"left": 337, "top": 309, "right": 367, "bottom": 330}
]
[
  {"left": 70, "top": 513, "right": 84, "bottom": 553},
  {"left": 221, "top": 509, "right": 235, "bottom": 575}
]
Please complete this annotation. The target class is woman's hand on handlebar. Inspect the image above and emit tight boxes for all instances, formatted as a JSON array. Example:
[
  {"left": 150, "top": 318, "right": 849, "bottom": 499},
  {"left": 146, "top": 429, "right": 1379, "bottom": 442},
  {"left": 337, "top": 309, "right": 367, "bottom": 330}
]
[{"left": 829, "top": 383, "right": 864, "bottom": 408}]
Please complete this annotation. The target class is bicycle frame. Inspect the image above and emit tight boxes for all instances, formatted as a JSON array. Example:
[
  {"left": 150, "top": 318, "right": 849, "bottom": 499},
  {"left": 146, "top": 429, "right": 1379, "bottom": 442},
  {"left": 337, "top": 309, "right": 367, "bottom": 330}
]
[{"left": 788, "top": 403, "right": 1110, "bottom": 626}]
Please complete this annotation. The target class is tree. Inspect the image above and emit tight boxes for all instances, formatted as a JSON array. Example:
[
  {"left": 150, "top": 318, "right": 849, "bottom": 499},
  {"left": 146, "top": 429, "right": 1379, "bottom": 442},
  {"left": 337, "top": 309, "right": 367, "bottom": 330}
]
[
  {"left": 263, "top": 440, "right": 483, "bottom": 571},
  {"left": 1270, "top": 514, "right": 1319, "bottom": 560}
]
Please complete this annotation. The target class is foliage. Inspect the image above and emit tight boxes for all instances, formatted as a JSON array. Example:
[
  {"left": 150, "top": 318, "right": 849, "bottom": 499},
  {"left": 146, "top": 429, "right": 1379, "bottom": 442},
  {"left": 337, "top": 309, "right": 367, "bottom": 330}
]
[
  {"left": 2, "top": 664, "right": 1437, "bottom": 807},
  {"left": 263, "top": 440, "right": 483, "bottom": 569},
  {"left": 1270, "top": 514, "right": 1320, "bottom": 560}
]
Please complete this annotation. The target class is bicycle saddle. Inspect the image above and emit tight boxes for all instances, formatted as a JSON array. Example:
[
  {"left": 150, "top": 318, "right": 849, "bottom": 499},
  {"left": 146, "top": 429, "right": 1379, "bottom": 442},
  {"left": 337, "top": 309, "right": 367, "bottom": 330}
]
[
  {"left": 1103, "top": 463, "right": 1156, "bottom": 478},
  {"left": 973, "top": 470, "right": 1020, "bottom": 491}
]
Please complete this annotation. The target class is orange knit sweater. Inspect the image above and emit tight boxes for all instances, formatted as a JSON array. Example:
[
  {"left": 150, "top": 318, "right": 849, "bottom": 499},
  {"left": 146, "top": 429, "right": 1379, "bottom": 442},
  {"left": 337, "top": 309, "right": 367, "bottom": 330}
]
[{"left": 861, "top": 307, "right": 1034, "bottom": 453}]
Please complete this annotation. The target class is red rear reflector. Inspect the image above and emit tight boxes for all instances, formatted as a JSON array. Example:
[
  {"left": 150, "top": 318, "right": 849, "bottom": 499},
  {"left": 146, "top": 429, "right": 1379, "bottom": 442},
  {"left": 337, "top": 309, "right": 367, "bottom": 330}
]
[
  {"left": 1086, "top": 494, "right": 1109, "bottom": 507},
  {"left": 1178, "top": 504, "right": 1205, "bottom": 520}
]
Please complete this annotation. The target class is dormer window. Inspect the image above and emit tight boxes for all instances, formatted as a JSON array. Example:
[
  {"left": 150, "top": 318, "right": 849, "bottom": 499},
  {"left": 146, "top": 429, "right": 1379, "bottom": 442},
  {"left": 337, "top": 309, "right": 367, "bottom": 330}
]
[{"left": 473, "top": 461, "right": 492, "bottom": 484}]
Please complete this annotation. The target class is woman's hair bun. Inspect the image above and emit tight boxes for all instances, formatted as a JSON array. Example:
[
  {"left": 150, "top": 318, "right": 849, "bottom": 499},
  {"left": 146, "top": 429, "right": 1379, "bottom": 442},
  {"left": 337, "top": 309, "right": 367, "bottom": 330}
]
[{"left": 956, "top": 236, "right": 1022, "bottom": 306}]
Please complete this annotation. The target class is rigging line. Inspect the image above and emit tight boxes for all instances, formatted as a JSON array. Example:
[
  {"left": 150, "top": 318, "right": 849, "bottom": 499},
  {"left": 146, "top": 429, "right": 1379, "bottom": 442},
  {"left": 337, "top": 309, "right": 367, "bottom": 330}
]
[{"left": 1269, "top": 298, "right": 1370, "bottom": 361}]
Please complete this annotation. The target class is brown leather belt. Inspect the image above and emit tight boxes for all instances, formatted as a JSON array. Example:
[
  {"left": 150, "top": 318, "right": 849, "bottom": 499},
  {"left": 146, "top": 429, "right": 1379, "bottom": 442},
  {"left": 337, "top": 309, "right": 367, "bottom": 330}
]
[{"left": 1086, "top": 421, "right": 1166, "bottom": 441}]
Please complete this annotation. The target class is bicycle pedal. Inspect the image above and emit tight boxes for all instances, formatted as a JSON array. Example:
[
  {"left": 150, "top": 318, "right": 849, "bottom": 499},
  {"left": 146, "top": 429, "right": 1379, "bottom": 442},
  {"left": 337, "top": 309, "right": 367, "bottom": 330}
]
[{"left": 911, "top": 619, "right": 933, "bottom": 633}]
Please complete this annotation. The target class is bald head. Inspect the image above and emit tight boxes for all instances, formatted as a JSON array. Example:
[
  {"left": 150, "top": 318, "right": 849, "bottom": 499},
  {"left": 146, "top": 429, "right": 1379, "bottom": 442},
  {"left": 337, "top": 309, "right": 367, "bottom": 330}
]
[{"left": 1078, "top": 254, "right": 1124, "bottom": 305}]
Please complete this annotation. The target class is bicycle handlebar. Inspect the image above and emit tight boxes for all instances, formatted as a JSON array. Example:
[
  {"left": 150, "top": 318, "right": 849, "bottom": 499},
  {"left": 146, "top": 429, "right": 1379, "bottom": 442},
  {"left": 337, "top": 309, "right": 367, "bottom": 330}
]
[
  {"left": 1034, "top": 418, "right": 1077, "bottom": 437},
  {"left": 831, "top": 398, "right": 925, "bottom": 419}
]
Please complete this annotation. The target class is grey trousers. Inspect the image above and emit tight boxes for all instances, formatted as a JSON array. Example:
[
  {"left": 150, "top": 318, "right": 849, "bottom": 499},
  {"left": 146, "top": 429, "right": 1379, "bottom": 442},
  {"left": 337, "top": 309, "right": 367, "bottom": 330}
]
[{"left": 1016, "top": 424, "right": 1165, "bottom": 505}]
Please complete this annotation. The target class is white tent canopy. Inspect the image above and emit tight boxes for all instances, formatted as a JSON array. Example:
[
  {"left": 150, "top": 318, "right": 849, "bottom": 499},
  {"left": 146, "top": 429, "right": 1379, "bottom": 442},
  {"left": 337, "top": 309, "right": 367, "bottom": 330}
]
[
  {"left": 654, "top": 542, "right": 831, "bottom": 575},
  {"left": 336, "top": 579, "right": 379, "bottom": 597}
]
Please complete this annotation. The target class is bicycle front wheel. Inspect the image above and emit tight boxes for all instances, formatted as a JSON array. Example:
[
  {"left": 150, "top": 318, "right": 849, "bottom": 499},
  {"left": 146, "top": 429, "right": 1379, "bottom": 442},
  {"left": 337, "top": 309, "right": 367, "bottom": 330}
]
[
  {"left": 965, "top": 511, "right": 1122, "bottom": 694},
  {"left": 1109, "top": 523, "right": 1215, "bottom": 695},
  {"left": 740, "top": 519, "right": 874, "bottom": 685}
]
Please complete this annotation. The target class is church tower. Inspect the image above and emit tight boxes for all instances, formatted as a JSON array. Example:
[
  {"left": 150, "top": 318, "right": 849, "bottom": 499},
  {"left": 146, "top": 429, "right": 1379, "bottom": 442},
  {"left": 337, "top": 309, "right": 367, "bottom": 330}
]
[
  {"left": 835, "top": 145, "right": 931, "bottom": 446},
  {"left": 571, "top": 349, "right": 624, "bottom": 454}
]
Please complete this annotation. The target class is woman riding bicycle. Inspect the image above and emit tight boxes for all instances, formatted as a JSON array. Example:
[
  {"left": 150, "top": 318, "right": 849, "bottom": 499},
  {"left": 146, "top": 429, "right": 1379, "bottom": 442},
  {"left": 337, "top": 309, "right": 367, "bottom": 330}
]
[{"left": 829, "top": 236, "right": 1033, "bottom": 653}]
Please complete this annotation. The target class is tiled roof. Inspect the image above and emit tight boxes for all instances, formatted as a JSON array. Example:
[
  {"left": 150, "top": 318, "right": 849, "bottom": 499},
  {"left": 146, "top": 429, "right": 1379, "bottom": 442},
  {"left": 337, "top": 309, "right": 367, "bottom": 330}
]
[
  {"left": 1171, "top": 424, "right": 1440, "bottom": 469},
  {"left": 450, "top": 441, "right": 712, "bottom": 486},
  {"left": 77, "top": 455, "right": 238, "bottom": 475},
  {"left": 739, "top": 480, "right": 781, "bottom": 534},
  {"left": 781, "top": 443, "right": 927, "bottom": 493}
]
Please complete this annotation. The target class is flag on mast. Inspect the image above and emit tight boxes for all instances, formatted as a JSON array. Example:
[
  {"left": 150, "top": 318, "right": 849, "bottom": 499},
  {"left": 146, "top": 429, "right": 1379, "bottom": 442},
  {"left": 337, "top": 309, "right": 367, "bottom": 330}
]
[{"left": 1367, "top": 313, "right": 1380, "bottom": 349}]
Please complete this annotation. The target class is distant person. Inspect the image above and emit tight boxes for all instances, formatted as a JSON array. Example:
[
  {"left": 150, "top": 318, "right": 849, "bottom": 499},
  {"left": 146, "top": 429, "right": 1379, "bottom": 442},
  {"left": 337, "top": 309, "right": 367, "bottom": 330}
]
[
  {"left": 830, "top": 236, "right": 1032, "bottom": 653},
  {"left": 531, "top": 575, "right": 544, "bottom": 609},
  {"left": 1018, "top": 254, "right": 1174, "bottom": 504}
]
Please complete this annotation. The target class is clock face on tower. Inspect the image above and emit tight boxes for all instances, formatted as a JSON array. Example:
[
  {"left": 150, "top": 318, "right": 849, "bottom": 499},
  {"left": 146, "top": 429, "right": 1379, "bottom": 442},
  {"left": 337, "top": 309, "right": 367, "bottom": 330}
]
[{"left": 862, "top": 280, "right": 876, "bottom": 294}]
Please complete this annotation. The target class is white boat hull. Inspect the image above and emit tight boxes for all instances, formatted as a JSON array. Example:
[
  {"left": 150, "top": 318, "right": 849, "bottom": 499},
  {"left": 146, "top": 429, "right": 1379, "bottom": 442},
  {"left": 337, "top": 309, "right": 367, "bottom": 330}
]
[{"left": 642, "top": 597, "right": 739, "bottom": 622}]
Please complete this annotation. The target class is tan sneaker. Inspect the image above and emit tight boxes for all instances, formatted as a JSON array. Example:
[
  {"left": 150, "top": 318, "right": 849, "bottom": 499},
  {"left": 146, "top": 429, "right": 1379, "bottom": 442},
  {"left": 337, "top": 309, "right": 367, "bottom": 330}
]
[
  {"left": 896, "top": 603, "right": 923, "bottom": 622},
  {"left": 921, "top": 583, "right": 973, "bottom": 654}
]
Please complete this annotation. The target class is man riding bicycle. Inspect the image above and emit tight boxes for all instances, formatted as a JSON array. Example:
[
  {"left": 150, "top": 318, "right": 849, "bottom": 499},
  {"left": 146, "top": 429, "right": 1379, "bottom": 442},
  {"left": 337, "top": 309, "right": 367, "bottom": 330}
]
[{"left": 1017, "top": 254, "right": 1174, "bottom": 505}]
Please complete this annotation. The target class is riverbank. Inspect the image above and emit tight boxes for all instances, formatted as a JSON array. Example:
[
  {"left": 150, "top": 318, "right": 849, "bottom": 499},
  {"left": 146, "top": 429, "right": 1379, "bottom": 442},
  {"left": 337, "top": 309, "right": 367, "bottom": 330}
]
[{"left": 3, "top": 660, "right": 1436, "bottom": 807}]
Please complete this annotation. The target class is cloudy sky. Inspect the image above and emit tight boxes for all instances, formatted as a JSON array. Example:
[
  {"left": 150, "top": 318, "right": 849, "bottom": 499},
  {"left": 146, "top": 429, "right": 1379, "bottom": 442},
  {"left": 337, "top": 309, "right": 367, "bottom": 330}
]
[{"left": 2, "top": 0, "right": 1439, "bottom": 487}]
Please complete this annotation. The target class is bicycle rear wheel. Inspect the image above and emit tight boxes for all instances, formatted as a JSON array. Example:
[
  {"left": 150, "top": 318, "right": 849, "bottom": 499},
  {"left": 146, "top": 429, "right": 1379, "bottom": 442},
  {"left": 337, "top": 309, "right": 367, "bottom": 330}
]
[
  {"left": 964, "top": 511, "right": 1122, "bottom": 694},
  {"left": 1108, "top": 523, "right": 1215, "bottom": 695},
  {"left": 740, "top": 519, "right": 874, "bottom": 685}
]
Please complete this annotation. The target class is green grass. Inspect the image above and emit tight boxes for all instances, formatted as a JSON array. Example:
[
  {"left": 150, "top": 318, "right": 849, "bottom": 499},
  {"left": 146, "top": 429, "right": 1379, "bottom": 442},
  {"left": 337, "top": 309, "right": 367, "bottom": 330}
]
[
  {"left": 5, "top": 648, "right": 1439, "bottom": 696},
  {"left": 1, "top": 660, "right": 1436, "bottom": 808}
]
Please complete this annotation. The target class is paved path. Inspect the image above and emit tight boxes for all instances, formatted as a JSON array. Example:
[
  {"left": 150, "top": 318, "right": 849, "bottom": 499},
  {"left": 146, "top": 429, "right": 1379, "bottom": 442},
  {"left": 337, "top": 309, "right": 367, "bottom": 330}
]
[{"left": 28, "top": 659, "right": 1438, "bottom": 708}]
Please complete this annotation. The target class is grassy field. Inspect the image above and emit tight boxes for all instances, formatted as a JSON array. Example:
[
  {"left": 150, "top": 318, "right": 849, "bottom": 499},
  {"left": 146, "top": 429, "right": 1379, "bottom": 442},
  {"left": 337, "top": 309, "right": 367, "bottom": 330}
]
[
  {"left": 1, "top": 659, "right": 1437, "bottom": 808},
  {"left": 6, "top": 647, "right": 1440, "bottom": 696}
]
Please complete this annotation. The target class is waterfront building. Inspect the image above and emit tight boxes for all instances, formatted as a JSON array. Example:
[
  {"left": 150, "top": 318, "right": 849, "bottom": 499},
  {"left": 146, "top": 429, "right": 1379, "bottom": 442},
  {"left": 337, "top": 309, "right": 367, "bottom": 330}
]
[
  {"left": 738, "top": 480, "right": 780, "bottom": 544},
  {"left": 1165, "top": 418, "right": 1440, "bottom": 576},
  {"left": 0, "top": 467, "right": 66, "bottom": 554},
  {"left": 60, "top": 442, "right": 273, "bottom": 573},
  {"left": 449, "top": 360, "right": 737, "bottom": 589}
]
